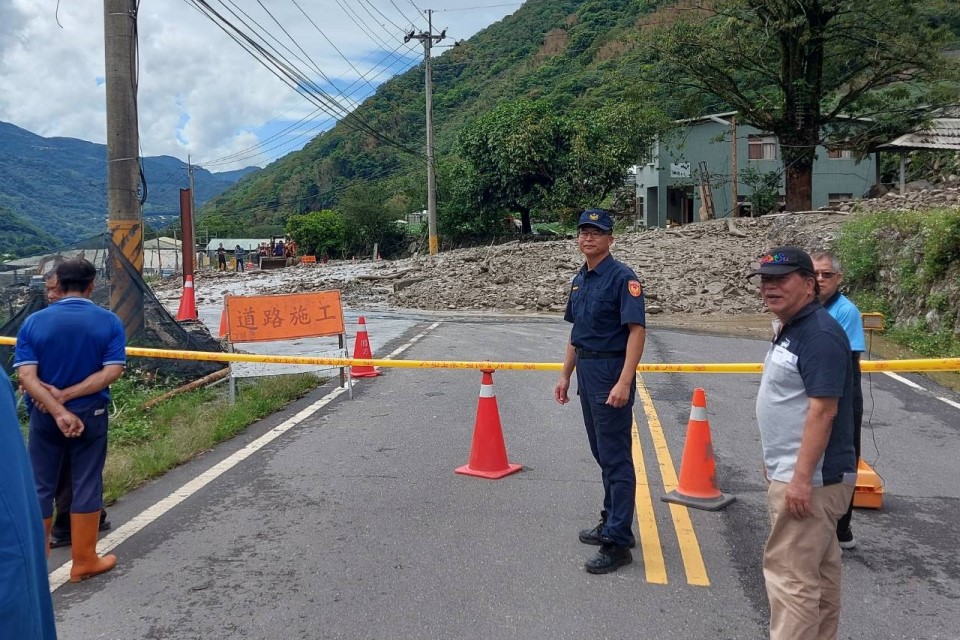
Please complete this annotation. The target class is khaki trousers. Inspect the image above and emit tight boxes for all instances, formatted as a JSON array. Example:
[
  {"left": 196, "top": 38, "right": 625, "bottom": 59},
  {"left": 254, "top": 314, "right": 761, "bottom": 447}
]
[{"left": 764, "top": 481, "right": 855, "bottom": 640}]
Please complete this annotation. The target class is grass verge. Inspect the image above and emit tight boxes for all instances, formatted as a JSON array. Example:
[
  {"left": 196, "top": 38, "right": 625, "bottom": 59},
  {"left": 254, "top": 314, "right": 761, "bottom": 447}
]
[{"left": 101, "top": 372, "right": 321, "bottom": 503}]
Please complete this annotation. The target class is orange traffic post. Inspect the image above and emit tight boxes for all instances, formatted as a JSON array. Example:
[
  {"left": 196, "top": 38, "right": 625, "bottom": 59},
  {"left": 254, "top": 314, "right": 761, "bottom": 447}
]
[
  {"left": 175, "top": 274, "right": 198, "bottom": 321},
  {"left": 455, "top": 369, "right": 522, "bottom": 480},
  {"left": 218, "top": 307, "right": 228, "bottom": 339},
  {"left": 350, "top": 316, "right": 379, "bottom": 379},
  {"left": 662, "top": 388, "right": 736, "bottom": 511}
]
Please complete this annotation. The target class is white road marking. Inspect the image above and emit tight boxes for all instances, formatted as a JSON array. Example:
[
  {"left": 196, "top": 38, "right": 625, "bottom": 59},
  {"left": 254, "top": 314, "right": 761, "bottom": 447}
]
[
  {"left": 937, "top": 396, "right": 960, "bottom": 411},
  {"left": 882, "top": 371, "right": 926, "bottom": 391},
  {"left": 50, "top": 321, "right": 439, "bottom": 592}
]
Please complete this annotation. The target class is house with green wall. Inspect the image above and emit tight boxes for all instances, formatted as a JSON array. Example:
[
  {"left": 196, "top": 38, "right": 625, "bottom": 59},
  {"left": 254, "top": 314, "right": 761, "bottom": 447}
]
[{"left": 634, "top": 111, "right": 879, "bottom": 227}]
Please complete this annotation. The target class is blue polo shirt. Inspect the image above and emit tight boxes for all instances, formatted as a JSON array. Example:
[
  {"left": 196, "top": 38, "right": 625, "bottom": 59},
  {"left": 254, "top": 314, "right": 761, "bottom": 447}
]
[
  {"left": 823, "top": 291, "right": 866, "bottom": 352},
  {"left": 14, "top": 297, "right": 126, "bottom": 411},
  {"left": 756, "top": 301, "right": 856, "bottom": 486},
  {"left": 564, "top": 254, "right": 646, "bottom": 351}
]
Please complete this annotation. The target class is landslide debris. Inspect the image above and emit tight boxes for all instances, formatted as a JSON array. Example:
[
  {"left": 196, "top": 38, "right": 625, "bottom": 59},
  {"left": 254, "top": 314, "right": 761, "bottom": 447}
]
[
  {"left": 151, "top": 213, "right": 849, "bottom": 316},
  {"left": 381, "top": 214, "right": 847, "bottom": 315}
]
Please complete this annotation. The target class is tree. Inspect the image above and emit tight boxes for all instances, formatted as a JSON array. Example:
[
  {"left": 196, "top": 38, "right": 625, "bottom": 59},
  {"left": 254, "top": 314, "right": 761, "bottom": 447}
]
[
  {"left": 285, "top": 210, "right": 346, "bottom": 258},
  {"left": 457, "top": 99, "right": 667, "bottom": 231},
  {"left": 457, "top": 100, "right": 563, "bottom": 234},
  {"left": 646, "top": 0, "right": 960, "bottom": 211},
  {"left": 336, "top": 184, "right": 405, "bottom": 258}
]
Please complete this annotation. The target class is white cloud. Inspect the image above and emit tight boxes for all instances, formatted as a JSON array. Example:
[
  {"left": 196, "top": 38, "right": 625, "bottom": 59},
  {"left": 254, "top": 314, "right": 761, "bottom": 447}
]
[{"left": 0, "top": 0, "right": 521, "bottom": 171}]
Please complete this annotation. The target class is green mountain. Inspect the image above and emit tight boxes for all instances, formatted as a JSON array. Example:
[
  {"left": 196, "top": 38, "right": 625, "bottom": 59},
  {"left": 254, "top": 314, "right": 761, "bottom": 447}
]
[
  {"left": 0, "top": 204, "right": 60, "bottom": 258},
  {"left": 200, "top": 0, "right": 675, "bottom": 232},
  {"left": 0, "top": 120, "right": 258, "bottom": 253},
  {"left": 201, "top": 0, "right": 960, "bottom": 234}
]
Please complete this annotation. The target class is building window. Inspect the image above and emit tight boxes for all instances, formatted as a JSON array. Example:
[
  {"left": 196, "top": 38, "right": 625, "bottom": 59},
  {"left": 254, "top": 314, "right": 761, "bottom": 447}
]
[
  {"left": 827, "top": 148, "right": 852, "bottom": 159},
  {"left": 748, "top": 135, "right": 777, "bottom": 160},
  {"left": 828, "top": 193, "right": 853, "bottom": 205}
]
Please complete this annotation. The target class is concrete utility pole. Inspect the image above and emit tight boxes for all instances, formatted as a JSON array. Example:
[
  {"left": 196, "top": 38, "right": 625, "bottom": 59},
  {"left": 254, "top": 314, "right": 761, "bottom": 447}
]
[
  {"left": 104, "top": 0, "right": 144, "bottom": 339},
  {"left": 405, "top": 11, "right": 446, "bottom": 255},
  {"left": 730, "top": 115, "right": 739, "bottom": 217},
  {"left": 188, "top": 155, "right": 197, "bottom": 271}
]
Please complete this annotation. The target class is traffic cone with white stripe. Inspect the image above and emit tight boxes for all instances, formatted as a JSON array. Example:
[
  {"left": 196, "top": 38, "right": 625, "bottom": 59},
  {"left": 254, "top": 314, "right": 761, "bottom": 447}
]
[
  {"left": 350, "top": 316, "right": 379, "bottom": 379},
  {"left": 661, "top": 388, "right": 735, "bottom": 511},
  {"left": 176, "top": 274, "right": 198, "bottom": 321},
  {"left": 455, "top": 369, "right": 522, "bottom": 479}
]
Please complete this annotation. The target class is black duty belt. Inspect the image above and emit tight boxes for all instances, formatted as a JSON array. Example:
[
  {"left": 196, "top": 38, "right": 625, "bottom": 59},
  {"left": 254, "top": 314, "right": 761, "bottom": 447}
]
[{"left": 575, "top": 348, "right": 626, "bottom": 359}]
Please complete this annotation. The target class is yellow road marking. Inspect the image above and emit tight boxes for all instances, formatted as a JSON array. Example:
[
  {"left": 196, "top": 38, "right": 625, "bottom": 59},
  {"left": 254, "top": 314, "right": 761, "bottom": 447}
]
[
  {"left": 636, "top": 375, "right": 710, "bottom": 587},
  {"left": 631, "top": 413, "right": 668, "bottom": 584}
]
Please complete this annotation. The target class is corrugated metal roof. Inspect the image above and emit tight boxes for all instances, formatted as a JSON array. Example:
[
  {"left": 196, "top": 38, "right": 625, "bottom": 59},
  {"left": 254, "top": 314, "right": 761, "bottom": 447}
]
[{"left": 879, "top": 118, "right": 960, "bottom": 151}]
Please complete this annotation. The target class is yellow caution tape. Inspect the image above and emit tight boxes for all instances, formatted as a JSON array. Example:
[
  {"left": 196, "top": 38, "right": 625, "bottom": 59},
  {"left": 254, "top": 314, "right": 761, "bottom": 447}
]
[{"left": 0, "top": 336, "right": 957, "bottom": 373}]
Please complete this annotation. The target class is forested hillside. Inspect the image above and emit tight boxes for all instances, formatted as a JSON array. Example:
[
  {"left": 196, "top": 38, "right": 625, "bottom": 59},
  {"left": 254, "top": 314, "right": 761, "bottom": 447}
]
[
  {"left": 199, "top": 0, "right": 680, "bottom": 235},
  {"left": 201, "top": 0, "right": 959, "bottom": 239},
  {"left": 0, "top": 121, "right": 258, "bottom": 253},
  {"left": 0, "top": 204, "right": 59, "bottom": 258}
]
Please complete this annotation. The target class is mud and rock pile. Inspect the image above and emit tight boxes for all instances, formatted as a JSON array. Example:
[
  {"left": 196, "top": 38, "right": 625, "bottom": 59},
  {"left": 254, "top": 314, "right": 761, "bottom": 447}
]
[
  {"left": 825, "top": 185, "right": 960, "bottom": 214},
  {"left": 382, "top": 214, "right": 848, "bottom": 315}
]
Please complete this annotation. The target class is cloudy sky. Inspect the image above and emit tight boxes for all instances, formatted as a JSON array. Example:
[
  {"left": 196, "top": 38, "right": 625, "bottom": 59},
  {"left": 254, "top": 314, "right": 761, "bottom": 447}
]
[{"left": 0, "top": 0, "right": 521, "bottom": 172}]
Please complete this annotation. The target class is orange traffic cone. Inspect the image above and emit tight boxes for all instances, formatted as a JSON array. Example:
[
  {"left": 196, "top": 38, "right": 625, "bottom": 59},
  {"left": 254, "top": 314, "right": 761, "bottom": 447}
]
[
  {"left": 661, "top": 388, "right": 735, "bottom": 511},
  {"left": 455, "top": 369, "right": 522, "bottom": 480},
  {"left": 176, "top": 274, "right": 198, "bottom": 321},
  {"left": 350, "top": 316, "right": 379, "bottom": 379}
]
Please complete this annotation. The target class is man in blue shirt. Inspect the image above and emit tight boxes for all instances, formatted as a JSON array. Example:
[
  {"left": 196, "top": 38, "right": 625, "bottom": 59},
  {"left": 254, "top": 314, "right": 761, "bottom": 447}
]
[
  {"left": 751, "top": 246, "right": 857, "bottom": 640},
  {"left": 555, "top": 209, "right": 646, "bottom": 574},
  {"left": 37, "top": 270, "right": 112, "bottom": 550},
  {"left": 812, "top": 251, "right": 866, "bottom": 550},
  {"left": 15, "top": 258, "right": 126, "bottom": 583}
]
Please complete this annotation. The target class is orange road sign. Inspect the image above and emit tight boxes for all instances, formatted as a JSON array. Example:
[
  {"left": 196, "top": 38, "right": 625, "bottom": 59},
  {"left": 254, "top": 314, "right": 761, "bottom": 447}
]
[{"left": 224, "top": 291, "right": 344, "bottom": 343}]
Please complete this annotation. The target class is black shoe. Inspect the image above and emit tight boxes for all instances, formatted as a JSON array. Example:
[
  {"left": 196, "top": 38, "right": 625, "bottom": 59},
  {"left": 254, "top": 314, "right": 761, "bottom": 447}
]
[
  {"left": 49, "top": 531, "right": 71, "bottom": 549},
  {"left": 99, "top": 510, "right": 111, "bottom": 532},
  {"left": 585, "top": 542, "right": 633, "bottom": 574},
  {"left": 579, "top": 512, "right": 636, "bottom": 548},
  {"left": 578, "top": 512, "right": 607, "bottom": 545},
  {"left": 837, "top": 528, "right": 856, "bottom": 550}
]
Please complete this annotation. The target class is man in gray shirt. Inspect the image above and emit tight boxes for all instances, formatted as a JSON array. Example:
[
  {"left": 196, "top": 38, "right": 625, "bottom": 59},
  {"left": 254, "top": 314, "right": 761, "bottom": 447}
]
[{"left": 750, "top": 246, "right": 857, "bottom": 640}]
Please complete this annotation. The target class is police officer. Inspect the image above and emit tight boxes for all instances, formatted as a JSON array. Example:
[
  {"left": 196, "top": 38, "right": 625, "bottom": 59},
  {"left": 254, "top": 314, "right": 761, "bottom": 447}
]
[{"left": 555, "top": 209, "right": 646, "bottom": 574}]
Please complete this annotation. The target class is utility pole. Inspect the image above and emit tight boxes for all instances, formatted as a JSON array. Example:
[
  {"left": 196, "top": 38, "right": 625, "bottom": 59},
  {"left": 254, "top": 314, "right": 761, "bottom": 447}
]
[
  {"left": 104, "top": 0, "right": 144, "bottom": 339},
  {"left": 406, "top": 12, "right": 446, "bottom": 255},
  {"left": 188, "top": 155, "right": 197, "bottom": 271},
  {"left": 730, "top": 115, "right": 739, "bottom": 217}
]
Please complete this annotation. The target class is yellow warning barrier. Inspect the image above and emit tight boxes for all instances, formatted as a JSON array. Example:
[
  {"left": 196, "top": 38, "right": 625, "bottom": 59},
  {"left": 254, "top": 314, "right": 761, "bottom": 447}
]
[{"left": 0, "top": 335, "right": 957, "bottom": 373}]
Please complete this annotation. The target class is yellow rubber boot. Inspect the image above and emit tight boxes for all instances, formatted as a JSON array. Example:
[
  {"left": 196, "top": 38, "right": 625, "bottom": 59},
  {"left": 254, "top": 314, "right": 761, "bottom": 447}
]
[
  {"left": 69, "top": 512, "right": 116, "bottom": 583},
  {"left": 43, "top": 517, "right": 52, "bottom": 557}
]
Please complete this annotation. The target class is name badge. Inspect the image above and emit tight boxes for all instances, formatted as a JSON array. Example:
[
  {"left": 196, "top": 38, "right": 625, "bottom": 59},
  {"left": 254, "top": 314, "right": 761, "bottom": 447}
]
[{"left": 770, "top": 344, "right": 798, "bottom": 370}]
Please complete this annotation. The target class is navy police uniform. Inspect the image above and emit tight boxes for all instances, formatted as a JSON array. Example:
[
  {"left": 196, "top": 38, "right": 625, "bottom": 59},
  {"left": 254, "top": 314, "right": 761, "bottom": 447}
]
[{"left": 564, "top": 212, "right": 646, "bottom": 549}]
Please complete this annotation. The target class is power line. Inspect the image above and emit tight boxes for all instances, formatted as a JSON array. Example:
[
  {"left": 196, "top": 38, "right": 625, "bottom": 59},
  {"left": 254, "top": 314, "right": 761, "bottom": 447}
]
[{"left": 186, "top": 0, "right": 424, "bottom": 158}]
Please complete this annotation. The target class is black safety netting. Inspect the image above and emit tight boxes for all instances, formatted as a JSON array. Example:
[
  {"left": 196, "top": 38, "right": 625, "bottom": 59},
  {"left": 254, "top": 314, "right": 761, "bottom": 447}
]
[{"left": 1, "top": 234, "right": 226, "bottom": 380}]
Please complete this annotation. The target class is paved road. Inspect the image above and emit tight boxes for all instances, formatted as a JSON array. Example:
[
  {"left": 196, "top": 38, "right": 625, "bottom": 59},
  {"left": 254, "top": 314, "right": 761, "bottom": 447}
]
[{"left": 50, "top": 316, "right": 960, "bottom": 639}]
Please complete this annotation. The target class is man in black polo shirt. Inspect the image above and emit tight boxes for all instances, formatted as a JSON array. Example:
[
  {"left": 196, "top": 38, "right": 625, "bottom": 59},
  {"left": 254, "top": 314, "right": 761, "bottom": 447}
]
[
  {"left": 555, "top": 209, "right": 646, "bottom": 574},
  {"left": 750, "top": 246, "right": 857, "bottom": 640}
]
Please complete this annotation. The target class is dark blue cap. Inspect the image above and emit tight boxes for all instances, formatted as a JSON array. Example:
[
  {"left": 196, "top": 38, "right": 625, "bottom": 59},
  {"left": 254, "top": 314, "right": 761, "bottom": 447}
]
[{"left": 577, "top": 209, "right": 613, "bottom": 231}]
